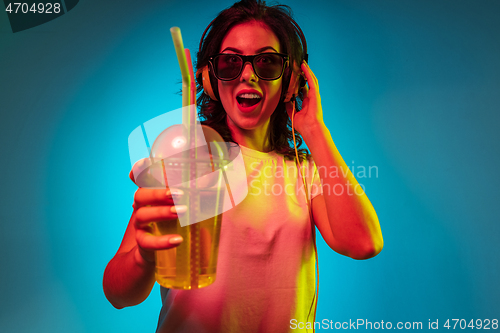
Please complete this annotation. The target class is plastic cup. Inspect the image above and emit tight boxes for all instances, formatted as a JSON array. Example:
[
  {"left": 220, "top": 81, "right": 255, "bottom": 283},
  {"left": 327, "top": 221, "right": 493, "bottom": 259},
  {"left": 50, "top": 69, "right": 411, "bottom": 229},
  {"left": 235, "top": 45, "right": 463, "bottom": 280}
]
[{"left": 147, "top": 125, "right": 229, "bottom": 289}]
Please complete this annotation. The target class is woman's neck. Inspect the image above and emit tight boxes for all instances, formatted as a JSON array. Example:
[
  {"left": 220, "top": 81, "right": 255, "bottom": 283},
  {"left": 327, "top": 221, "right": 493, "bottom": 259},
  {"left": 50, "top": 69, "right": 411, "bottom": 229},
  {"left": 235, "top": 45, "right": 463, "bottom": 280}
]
[{"left": 227, "top": 118, "right": 272, "bottom": 152}]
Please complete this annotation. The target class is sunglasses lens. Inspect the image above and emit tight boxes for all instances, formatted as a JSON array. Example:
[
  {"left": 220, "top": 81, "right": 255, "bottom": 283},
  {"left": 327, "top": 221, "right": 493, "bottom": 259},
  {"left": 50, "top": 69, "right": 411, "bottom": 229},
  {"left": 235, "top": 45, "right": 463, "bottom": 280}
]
[
  {"left": 254, "top": 54, "right": 283, "bottom": 79},
  {"left": 213, "top": 53, "right": 285, "bottom": 80},
  {"left": 214, "top": 55, "right": 243, "bottom": 80}
]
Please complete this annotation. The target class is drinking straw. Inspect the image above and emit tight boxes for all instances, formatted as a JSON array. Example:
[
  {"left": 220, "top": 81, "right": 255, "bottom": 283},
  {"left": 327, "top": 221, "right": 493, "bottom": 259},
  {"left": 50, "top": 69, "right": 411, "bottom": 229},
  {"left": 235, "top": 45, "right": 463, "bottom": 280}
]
[{"left": 170, "top": 27, "right": 200, "bottom": 288}]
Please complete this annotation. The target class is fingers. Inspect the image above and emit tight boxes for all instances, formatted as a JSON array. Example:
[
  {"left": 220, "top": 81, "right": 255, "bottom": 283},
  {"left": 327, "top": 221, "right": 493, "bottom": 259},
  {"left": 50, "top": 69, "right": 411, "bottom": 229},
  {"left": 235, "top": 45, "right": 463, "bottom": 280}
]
[
  {"left": 134, "top": 188, "right": 183, "bottom": 208},
  {"left": 305, "top": 61, "right": 319, "bottom": 87},
  {"left": 135, "top": 205, "right": 187, "bottom": 228},
  {"left": 301, "top": 61, "right": 319, "bottom": 92},
  {"left": 136, "top": 230, "right": 183, "bottom": 263},
  {"left": 135, "top": 231, "right": 184, "bottom": 263},
  {"left": 134, "top": 187, "right": 186, "bottom": 233},
  {"left": 301, "top": 83, "right": 309, "bottom": 99},
  {"left": 136, "top": 229, "right": 184, "bottom": 252}
]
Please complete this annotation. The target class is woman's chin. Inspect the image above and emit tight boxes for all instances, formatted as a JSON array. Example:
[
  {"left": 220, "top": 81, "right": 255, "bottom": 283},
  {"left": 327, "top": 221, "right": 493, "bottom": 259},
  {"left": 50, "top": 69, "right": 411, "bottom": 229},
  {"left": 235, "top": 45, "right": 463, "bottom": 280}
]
[{"left": 227, "top": 115, "right": 263, "bottom": 132}]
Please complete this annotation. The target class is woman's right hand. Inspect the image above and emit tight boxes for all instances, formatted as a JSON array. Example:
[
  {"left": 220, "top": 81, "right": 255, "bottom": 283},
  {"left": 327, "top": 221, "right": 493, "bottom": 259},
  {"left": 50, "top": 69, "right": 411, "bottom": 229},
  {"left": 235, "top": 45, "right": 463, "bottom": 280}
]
[
  {"left": 102, "top": 161, "right": 186, "bottom": 309},
  {"left": 130, "top": 159, "right": 186, "bottom": 264},
  {"left": 133, "top": 188, "right": 186, "bottom": 263}
]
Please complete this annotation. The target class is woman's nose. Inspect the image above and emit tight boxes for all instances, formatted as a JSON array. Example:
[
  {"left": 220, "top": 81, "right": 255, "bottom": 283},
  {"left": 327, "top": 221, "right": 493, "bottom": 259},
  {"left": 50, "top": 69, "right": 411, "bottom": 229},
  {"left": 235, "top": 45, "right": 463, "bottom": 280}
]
[{"left": 240, "top": 62, "right": 258, "bottom": 82}]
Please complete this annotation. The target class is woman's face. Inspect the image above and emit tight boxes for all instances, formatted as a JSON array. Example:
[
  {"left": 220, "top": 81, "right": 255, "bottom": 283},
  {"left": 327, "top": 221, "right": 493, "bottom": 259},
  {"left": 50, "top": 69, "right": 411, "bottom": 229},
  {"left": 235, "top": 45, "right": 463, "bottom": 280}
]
[{"left": 217, "top": 21, "right": 283, "bottom": 134}]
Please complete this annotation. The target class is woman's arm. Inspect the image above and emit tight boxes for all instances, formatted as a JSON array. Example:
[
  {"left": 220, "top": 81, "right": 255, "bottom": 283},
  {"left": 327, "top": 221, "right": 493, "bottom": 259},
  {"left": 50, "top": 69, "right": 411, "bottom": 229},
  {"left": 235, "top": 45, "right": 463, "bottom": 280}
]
[
  {"left": 306, "top": 124, "right": 383, "bottom": 259},
  {"left": 288, "top": 61, "right": 383, "bottom": 259},
  {"left": 103, "top": 211, "right": 157, "bottom": 309},
  {"left": 103, "top": 188, "right": 185, "bottom": 308}
]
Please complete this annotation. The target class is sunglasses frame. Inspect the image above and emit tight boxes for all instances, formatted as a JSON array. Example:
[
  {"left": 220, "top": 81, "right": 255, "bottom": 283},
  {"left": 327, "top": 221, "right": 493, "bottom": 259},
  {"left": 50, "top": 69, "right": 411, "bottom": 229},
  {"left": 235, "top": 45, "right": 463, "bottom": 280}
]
[{"left": 209, "top": 52, "right": 289, "bottom": 81}]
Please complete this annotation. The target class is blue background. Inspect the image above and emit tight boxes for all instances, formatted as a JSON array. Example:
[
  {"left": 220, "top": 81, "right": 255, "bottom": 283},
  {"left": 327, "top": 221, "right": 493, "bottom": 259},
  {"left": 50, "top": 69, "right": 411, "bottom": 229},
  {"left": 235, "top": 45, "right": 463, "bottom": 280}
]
[{"left": 1, "top": 0, "right": 499, "bottom": 331}]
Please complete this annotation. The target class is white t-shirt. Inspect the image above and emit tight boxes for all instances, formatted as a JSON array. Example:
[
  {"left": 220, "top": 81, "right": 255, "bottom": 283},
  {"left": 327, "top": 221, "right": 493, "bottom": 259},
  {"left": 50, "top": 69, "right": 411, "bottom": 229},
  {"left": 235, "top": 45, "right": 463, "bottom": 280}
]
[{"left": 156, "top": 145, "right": 323, "bottom": 333}]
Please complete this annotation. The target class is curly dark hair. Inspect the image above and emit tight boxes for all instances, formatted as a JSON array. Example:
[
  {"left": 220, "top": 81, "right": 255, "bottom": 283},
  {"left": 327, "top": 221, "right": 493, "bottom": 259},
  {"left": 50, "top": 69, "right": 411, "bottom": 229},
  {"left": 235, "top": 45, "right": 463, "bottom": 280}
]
[{"left": 195, "top": 0, "right": 310, "bottom": 160}]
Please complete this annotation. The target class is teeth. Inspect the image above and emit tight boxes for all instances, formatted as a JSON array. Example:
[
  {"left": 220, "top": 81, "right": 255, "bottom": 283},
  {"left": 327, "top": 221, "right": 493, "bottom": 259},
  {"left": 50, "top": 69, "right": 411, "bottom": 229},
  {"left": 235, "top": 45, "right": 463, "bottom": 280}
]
[{"left": 237, "top": 93, "right": 261, "bottom": 99}]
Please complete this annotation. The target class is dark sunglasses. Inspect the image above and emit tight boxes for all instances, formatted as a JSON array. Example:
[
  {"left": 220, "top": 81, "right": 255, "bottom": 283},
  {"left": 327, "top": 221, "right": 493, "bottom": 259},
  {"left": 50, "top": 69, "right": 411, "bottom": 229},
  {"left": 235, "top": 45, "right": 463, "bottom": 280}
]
[{"left": 209, "top": 52, "right": 289, "bottom": 81}]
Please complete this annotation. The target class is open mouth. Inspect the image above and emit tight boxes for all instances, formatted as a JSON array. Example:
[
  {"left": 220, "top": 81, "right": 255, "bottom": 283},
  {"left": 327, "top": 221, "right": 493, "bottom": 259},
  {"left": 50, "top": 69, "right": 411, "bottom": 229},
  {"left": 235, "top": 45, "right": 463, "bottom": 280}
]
[{"left": 236, "top": 93, "right": 262, "bottom": 108}]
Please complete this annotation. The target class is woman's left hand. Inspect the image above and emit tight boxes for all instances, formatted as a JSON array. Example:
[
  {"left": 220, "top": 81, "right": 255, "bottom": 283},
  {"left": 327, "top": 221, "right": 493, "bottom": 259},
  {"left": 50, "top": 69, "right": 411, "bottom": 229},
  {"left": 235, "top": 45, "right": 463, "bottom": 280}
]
[{"left": 285, "top": 61, "right": 325, "bottom": 135}]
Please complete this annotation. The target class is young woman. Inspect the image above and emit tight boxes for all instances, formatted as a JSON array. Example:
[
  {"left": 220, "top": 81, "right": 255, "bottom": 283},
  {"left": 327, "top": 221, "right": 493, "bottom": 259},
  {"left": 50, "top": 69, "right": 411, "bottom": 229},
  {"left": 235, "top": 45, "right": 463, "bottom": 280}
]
[{"left": 103, "top": 1, "right": 383, "bottom": 332}]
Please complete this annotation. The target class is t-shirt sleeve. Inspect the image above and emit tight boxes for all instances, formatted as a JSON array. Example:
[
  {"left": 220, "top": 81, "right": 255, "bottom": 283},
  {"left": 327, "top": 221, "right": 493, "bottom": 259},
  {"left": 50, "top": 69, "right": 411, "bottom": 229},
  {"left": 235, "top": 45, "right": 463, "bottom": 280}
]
[{"left": 309, "top": 159, "right": 323, "bottom": 199}]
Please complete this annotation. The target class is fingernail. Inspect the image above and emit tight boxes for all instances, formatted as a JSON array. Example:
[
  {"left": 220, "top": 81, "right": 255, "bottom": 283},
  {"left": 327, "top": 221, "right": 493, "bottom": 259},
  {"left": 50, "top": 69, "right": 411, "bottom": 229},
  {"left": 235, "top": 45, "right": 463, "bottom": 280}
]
[
  {"left": 169, "top": 236, "right": 183, "bottom": 245},
  {"left": 167, "top": 189, "right": 184, "bottom": 197},
  {"left": 171, "top": 205, "right": 187, "bottom": 214}
]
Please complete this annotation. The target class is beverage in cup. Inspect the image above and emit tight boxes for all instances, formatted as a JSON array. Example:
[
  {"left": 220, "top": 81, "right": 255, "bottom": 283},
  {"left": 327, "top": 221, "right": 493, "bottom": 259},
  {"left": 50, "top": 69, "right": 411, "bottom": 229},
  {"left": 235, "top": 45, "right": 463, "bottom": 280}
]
[{"left": 144, "top": 125, "right": 230, "bottom": 289}]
